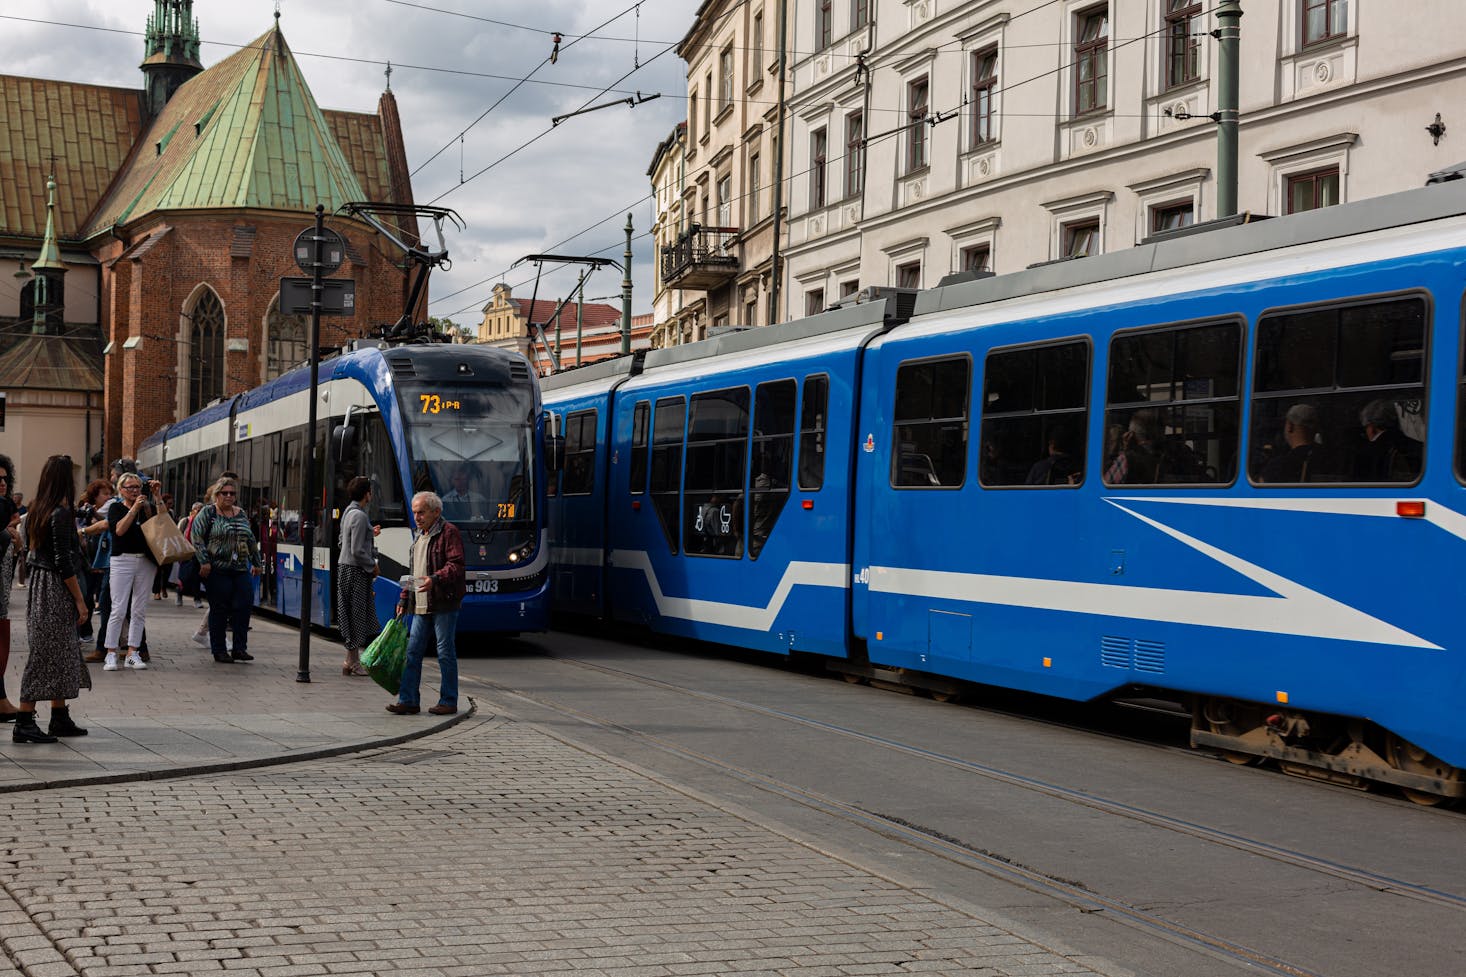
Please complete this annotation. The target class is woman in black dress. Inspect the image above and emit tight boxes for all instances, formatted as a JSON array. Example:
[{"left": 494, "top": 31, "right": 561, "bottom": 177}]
[
  {"left": 0, "top": 453, "right": 18, "bottom": 722},
  {"left": 13, "top": 455, "right": 91, "bottom": 744}
]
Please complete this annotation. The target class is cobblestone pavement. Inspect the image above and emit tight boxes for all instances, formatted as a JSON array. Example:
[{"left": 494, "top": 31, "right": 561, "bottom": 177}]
[
  {"left": 0, "top": 712, "right": 1121, "bottom": 977},
  {"left": 0, "top": 598, "right": 462, "bottom": 791}
]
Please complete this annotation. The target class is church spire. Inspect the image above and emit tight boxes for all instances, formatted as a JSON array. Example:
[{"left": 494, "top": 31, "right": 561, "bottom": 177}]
[
  {"left": 30, "top": 175, "right": 65, "bottom": 334},
  {"left": 141, "top": 0, "right": 204, "bottom": 118}
]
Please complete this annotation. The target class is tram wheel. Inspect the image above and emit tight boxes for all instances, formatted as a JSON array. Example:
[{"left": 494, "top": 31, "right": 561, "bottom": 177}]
[
  {"left": 841, "top": 671, "right": 869, "bottom": 686},
  {"left": 1202, "top": 698, "right": 1264, "bottom": 766},
  {"left": 1385, "top": 733, "right": 1462, "bottom": 806}
]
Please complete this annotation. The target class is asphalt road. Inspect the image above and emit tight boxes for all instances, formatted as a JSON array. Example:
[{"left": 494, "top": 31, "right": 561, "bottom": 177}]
[{"left": 464, "top": 626, "right": 1466, "bottom": 977}]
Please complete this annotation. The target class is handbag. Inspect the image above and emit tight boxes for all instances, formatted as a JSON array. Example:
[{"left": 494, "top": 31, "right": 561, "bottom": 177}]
[
  {"left": 360, "top": 613, "right": 409, "bottom": 695},
  {"left": 141, "top": 513, "right": 197, "bottom": 566}
]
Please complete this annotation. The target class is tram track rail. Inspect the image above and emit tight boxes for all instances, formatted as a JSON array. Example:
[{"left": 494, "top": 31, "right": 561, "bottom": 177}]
[
  {"left": 489, "top": 651, "right": 1466, "bottom": 919},
  {"left": 464, "top": 662, "right": 1335, "bottom": 977}
]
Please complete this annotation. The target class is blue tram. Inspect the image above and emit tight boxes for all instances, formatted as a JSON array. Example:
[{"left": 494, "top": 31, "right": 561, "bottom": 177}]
[
  {"left": 138, "top": 341, "right": 551, "bottom": 635},
  {"left": 544, "top": 179, "right": 1466, "bottom": 801}
]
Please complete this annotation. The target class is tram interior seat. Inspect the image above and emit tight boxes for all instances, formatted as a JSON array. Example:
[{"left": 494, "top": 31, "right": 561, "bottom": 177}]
[{"left": 898, "top": 452, "right": 942, "bottom": 486}]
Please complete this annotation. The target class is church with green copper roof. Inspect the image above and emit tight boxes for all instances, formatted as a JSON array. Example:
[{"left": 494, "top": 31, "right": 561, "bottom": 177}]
[{"left": 0, "top": 1, "right": 419, "bottom": 484}]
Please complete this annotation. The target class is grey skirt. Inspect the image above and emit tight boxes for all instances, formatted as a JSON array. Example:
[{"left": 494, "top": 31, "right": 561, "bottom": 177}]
[{"left": 21, "top": 568, "right": 91, "bottom": 702}]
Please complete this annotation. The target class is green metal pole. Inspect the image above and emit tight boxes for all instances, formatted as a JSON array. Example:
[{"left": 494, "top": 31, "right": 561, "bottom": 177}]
[
  {"left": 1216, "top": 1, "right": 1243, "bottom": 218},
  {"left": 621, "top": 214, "right": 633, "bottom": 355}
]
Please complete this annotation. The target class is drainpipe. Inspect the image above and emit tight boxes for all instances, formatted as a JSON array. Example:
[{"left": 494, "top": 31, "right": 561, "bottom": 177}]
[{"left": 767, "top": 0, "right": 789, "bottom": 326}]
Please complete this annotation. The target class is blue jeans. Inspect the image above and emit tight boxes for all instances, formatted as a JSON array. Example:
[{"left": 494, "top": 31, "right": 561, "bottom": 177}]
[
  {"left": 397, "top": 610, "right": 459, "bottom": 707},
  {"left": 204, "top": 568, "right": 254, "bottom": 656}
]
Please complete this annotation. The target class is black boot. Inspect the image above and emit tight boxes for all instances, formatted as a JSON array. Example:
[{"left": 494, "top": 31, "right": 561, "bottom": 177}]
[
  {"left": 13, "top": 712, "right": 58, "bottom": 744},
  {"left": 48, "top": 705, "right": 87, "bottom": 737}
]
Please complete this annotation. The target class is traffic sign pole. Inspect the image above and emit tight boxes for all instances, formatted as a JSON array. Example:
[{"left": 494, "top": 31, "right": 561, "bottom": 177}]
[{"left": 296, "top": 205, "right": 326, "bottom": 684}]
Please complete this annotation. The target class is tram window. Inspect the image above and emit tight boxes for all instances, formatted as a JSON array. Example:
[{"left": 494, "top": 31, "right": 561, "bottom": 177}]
[
  {"left": 562, "top": 410, "right": 597, "bottom": 496},
  {"left": 749, "top": 380, "right": 796, "bottom": 559},
  {"left": 629, "top": 401, "right": 650, "bottom": 494},
  {"left": 981, "top": 340, "right": 1088, "bottom": 487},
  {"left": 684, "top": 387, "right": 750, "bottom": 558},
  {"left": 1104, "top": 320, "right": 1240, "bottom": 486},
  {"left": 892, "top": 356, "right": 969, "bottom": 488},
  {"left": 798, "top": 374, "right": 829, "bottom": 490},
  {"left": 649, "top": 397, "right": 685, "bottom": 554},
  {"left": 280, "top": 434, "right": 303, "bottom": 543},
  {"left": 1253, "top": 296, "right": 1426, "bottom": 485}
]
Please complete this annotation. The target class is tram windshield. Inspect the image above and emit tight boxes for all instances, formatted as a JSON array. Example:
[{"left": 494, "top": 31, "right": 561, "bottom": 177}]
[{"left": 398, "top": 382, "right": 536, "bottom": 529}]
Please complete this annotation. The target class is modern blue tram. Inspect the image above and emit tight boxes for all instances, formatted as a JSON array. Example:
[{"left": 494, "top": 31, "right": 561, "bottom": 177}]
[
  {"left": 138, "top": 341, "right": 552, "bottom": 635},
  {"left": 544, "top": 179, "right": 1466, "bottom": 802}
]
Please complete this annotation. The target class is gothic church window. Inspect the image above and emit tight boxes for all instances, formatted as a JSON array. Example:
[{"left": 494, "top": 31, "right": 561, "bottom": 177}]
[{"left": 188, "top": 287, "right": 226, "bottom": 414}]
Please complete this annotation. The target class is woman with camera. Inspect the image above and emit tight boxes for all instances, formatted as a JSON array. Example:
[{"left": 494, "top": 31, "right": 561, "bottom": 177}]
[{"left": 103, "top": 471, "right": 167, "bottom": 671}]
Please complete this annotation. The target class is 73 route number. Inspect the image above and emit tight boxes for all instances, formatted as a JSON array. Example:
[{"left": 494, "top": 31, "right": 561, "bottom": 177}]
[
  {"left": 470, "top": 577, "right": 499, "bottom": 594},
  {"left": 419, "top": 393, "right": 462, "bottom": 414}
]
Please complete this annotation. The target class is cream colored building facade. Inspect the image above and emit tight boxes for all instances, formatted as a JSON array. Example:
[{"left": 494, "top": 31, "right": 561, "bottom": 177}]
[
  {"left": 779, "top": 0, "right": 1466, "bottom": 317},
  {"left": 661, "top": 0, "right": 782, "bottom": 341},
  {"left": 647, "top": 123, "right": 689, "bottom": 348}
]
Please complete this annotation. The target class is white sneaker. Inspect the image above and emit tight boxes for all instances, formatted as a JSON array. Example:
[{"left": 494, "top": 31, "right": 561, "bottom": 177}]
[
  {"left": 124, "top": 652, "right": 147, "bottom": 670},
  {"left": 191, "top": 631, "right": 208, "bottom": 647},
  {"left": 193, "top": 599, "right": 203, "bottom": 608},
  {"left": 103, "top": 652, "right": 119, "bottom": 671},
  {"left": 226, "top": 637, "right": 233, "bottom": 652}
]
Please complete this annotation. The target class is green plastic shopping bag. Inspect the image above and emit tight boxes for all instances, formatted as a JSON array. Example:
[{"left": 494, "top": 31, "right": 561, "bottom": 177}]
[{"left": 360, "top": 614, "right": 409, "bottom": 695}]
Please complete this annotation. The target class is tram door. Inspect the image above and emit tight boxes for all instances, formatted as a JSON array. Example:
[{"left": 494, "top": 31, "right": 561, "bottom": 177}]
[{"left": 331, "top": 409, "right": 406, "bottom": 627}]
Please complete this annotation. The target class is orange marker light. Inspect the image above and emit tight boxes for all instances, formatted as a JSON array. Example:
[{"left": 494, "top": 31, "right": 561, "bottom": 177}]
[
  {"left": 1397, "top": 500, "right": 1426, "bottom": 518},
  {"left": 1276, "top": 691, "right": 1289, "bottom": 704},
  {"left": 802, "top": 499, "right": 814, "bottom": 510},
  {"left": 1042, "top": 657, "right": 1052, "bottom": 668},
  {"left": 875, "top": 631, "right": 883, "bottom": 641}
]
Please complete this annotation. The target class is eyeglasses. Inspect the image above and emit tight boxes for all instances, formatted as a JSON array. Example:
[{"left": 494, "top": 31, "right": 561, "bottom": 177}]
[{"left": 217, "top": 491, "right": 236, "bottom": 497}]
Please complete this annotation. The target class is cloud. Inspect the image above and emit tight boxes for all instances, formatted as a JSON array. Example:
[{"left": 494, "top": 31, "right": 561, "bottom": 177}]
[{"left": 8, "top": 0, "right": 700, "bottom": 320}]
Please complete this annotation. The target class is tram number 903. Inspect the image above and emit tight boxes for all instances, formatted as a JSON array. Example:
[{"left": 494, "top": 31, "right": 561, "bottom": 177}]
[{"left": 470, "top": 578, "right": 500, "bottom": 594}]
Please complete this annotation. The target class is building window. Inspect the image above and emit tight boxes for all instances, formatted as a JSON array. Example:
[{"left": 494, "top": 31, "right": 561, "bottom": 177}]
[
  {"left": 751, "top": 11, "right": 764, "bottom": 74},
  {"left": 806, "top": 289, "right": 826, "bottom": 316},
  {"left": 960, "top": 245, "right": 991, "bottom": 273},
  {"left": 188, "top": 287, "right": 226, "bottom": 415},
  {"left": 1286, "top": 167, "right": 1339, "bottom": 213},
  {"left": 1063, "top": 220, "right": 1100, "bottom": 258},
  {"left": 1165, "top": 0, "right": 1201, "bottom": 88},
  {"left": 906, "top": 76, "right": 929, "bottom": 173},
  {"left": 1074, "top": 6, "right": 1109, "bottom": 115},
  {"left": 748, "top": 152, "right": 761, "bottom": 222},
  {"left": 720, "top": 46, "right": 735, "bottom": 110},
  {"left": 845, "top": 111, "right": 865, "bottom": 197},
  {"left": 717, "top": 175, "right": 732, "bottom": 226},
  {"left": 817, "top": 0, "right": 833, "bottom": 48},
  {"left": 265, "top": 296, "right": 308, "bottom": 381},
  {"left": 745, "top": 297, "right": 758, "bottom": 326},
  {"left": 853, "top": 0, "right": 871, "bottom": 29},
  {"left": 1151, "top": 201, "right": 1195, "bottom": 232},
  {"left": 810, "top": 127, "right": 828, "bottom": 209},
  {"left": 19, "top": 273, "right": 64, "bottom": 332},
  {"left": 839, "top": 280, "right": 859, "bottom": 298},
  {"left": 896, "top": 261, "right": 921, "bottom": 289},
  {"left": 704, "top": 72, "right": 713, "bottom": 131},
  {"left": 689, "top": 91, "right": 698, "bottom": 141},
  {"left": 1301, "top": 0, "right": 1347, "bottom": 47},
  {"left": 971, "top": 48, "right": 998, "bottom": 146}
]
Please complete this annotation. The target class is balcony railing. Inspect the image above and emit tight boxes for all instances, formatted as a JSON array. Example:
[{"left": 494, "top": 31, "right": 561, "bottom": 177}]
[{"left": 661, "top": 225, "right": 739, "bottom": 289}]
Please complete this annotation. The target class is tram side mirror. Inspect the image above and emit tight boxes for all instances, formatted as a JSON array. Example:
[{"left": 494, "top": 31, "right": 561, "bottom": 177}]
[{"left": 331, "top": 423, "right": 359, "bottom": 465}]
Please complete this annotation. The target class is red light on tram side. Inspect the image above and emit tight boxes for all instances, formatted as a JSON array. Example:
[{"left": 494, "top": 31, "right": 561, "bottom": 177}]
[
  {"left": 1397, "top": 501, "right": 1426, "bottom": 518},
  {"left": 801, "top": 499, "right": 813, "bottom": 510},
  {"left": 631, "top": 500, "right": 641, "bottom": 511}
]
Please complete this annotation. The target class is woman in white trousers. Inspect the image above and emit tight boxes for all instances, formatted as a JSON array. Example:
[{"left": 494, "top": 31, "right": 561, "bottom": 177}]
[{"left": 103, "top": 472, "right": 166, "bottom": 670}]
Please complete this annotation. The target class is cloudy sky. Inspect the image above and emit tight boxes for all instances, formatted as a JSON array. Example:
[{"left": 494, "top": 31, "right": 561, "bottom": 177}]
[{"left": 6, "top": 0, "right": 702, "bottom": 328}]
